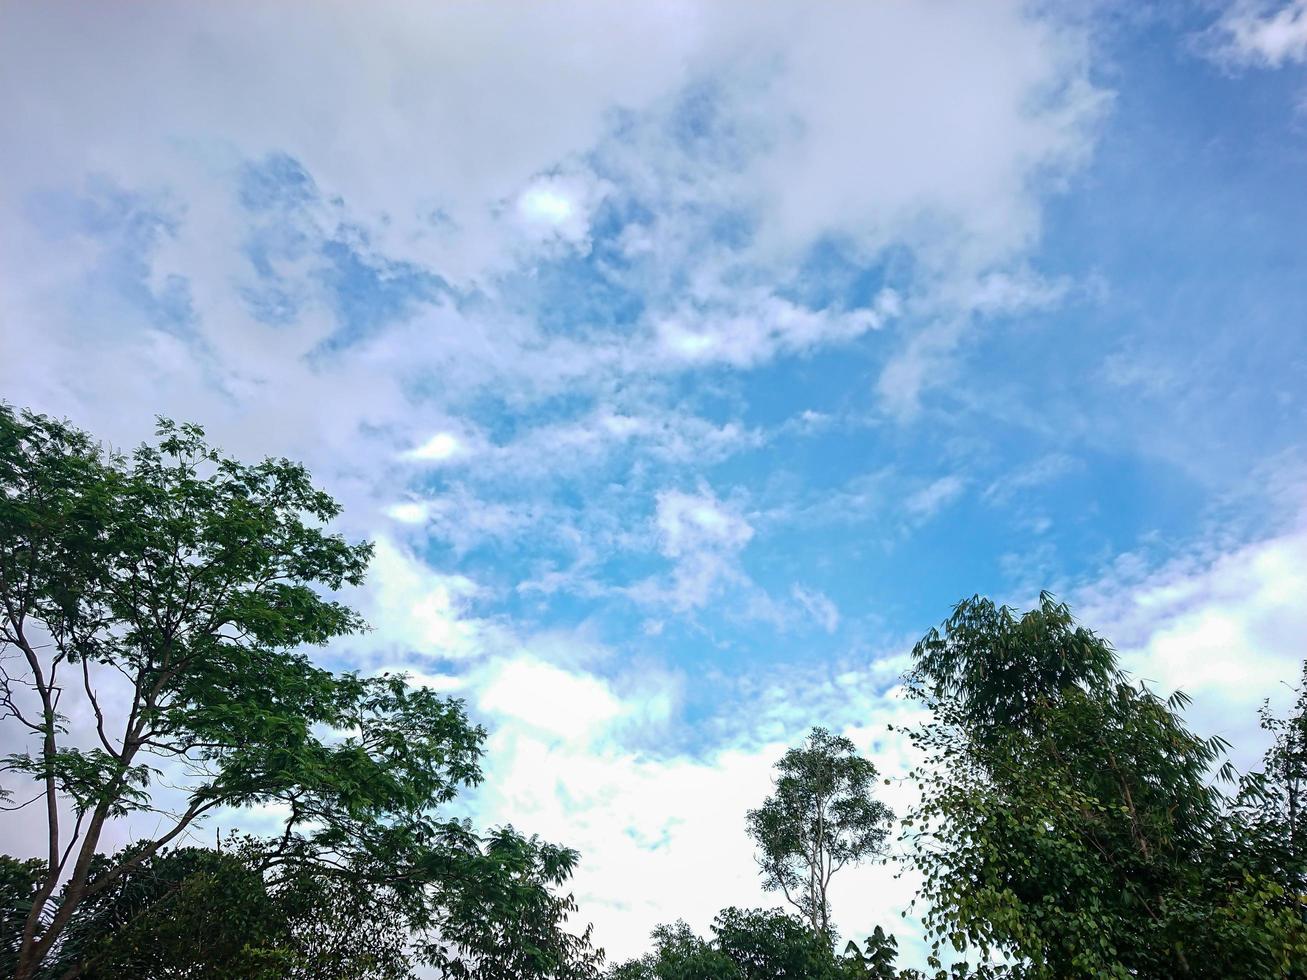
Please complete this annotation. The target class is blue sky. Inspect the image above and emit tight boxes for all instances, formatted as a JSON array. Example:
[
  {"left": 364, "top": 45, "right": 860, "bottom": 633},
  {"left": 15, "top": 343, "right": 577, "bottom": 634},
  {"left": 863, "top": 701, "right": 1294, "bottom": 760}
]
[{"left": 3, "top": 0, "right": 1307, "bottom": 965}]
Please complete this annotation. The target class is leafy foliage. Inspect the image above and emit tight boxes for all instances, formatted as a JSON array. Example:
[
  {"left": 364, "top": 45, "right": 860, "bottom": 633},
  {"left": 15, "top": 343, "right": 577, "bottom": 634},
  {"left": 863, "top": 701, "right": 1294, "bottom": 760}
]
[
  {"left": 0, "top": 839, "right": 425, "bottom": 979},
  {"left": 606, "top": 919, "right": 743, "bottom": 980},
  {"left": 1233, "top": 661, "right": 1307, "bottom": 913},
  {"left": 606, "top": 907, "right": 859, "bottom": 980},
  {"left": 604, "top": 909, "right": 1000, "bottom": 980},
  {"left": 47, "top": 845, "right": 293, "bottom": 979},
  {"left": 0, "top": 405, "right": 598, "bottom": 980},
  {"left": 1, "top": 857, "right": 46, "bottom": 975},
  {"left": 841, "top": 926, "right": 900, "bottom": 979},
  {"left": 899, "top": 592, "right": 1307, "bottom": 978},
  {"left": 417, "top": 825, "right": 601, "bottom": 979},
  {"left": 746, "top": 727, "right": 892, "bottom": 934}
]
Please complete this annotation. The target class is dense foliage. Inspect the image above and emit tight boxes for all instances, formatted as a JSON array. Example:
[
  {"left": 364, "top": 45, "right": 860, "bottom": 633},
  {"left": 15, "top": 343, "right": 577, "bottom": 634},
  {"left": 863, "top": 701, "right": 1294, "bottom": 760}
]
[
  {"left": 41, "top": 841, "right": 419, "bottom": 980},
  {"left": 1233, "top": 661, "right": 1307, "bottom": 910},
  {"left": 899, "top": 593, "right": 1307, "bottom": 978},
  {"left": 605, "top": 907, "right": 862, "bottom": 979}
]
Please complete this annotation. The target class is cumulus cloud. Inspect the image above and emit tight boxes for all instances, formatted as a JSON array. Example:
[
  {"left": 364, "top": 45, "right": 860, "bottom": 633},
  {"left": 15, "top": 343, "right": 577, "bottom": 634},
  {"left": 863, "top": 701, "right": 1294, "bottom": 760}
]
[
  {"left": 1073, "top": 519, "right": 1307, "bottom": 766},
  {"left": 0, "top": 1, "right": 1109, "bottom": 572},
  {"left": 513, "top": 171, "right": 613, "bottom": 252},
  {"left": 405, "top": 431, "right": 468, "bottom": 463},
  {"left": 478, "top": 656, "right": 629, "bottom": 743},
  {"left": 654, "top": 290, "right": 900, "bottom": 368},
  {"left": 466, "top": 651, "right": 926, "bottom": 961},
  {"left": 360, "top": 537, "right": 498, "bottom": 662}
]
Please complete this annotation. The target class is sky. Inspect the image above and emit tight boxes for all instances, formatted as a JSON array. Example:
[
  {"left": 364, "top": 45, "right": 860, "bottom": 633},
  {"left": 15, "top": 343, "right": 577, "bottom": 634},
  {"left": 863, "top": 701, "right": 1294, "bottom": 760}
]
[{"left": 2, "top": 0, "right": 1307, "bottom": 967}]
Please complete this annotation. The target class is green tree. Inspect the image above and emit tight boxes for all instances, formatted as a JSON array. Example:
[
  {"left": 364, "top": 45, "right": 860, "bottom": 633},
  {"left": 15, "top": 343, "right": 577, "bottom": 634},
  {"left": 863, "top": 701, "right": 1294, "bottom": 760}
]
[
  {"left": 1232, "top": 660, "right": 1307, "bottom": 924},
  {"left": 606, "top": 920, "right": 742, "bottom": 980},
  {"left": 45, "top": 844, "right": 292, "bottom": 979},
  {"left": 606, "top": 907, "right": 857, "bottom": 980},
  {"left": 1, "top": 857, "right": 46, "bottom": 974},
  {"left": 0, "top": 406, "right": 598, "bottom": 980},
  {"left": 899, "top": 593, "right": 1307, "bottom": 978},
  {"left": 840, "top": 926, "right": 900, "bottom": 979},
  {"left": 746, "top": 728, "right": 892, "bottom": 935},
  {"left": 713, "top": 906, "right": 847, "bottom": 978},
  {"left": 421, "top": 825, "right": 600, "bottom": 979},
  {"left": 32, "top": 840, "right": 418, "bottom": 979}
]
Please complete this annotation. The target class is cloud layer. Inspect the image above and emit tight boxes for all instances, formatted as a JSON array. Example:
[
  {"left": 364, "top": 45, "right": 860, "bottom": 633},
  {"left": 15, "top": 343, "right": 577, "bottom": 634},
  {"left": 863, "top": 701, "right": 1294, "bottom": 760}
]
[{"left": 3, "top": 0, "right": 1306, "bottom": 967}]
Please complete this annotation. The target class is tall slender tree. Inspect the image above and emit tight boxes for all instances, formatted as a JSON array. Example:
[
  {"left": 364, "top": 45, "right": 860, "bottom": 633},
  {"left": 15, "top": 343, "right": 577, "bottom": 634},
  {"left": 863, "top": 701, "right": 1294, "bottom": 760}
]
[{"left": 746, "top": 727, "right": 893, "bottom": 935}]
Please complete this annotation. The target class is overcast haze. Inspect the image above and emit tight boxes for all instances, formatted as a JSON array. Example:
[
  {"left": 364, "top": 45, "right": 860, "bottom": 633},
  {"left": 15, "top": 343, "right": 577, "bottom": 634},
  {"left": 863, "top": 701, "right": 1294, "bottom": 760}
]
[{"left": 3, "top": 0, "right": 1307, "bottom": 964}]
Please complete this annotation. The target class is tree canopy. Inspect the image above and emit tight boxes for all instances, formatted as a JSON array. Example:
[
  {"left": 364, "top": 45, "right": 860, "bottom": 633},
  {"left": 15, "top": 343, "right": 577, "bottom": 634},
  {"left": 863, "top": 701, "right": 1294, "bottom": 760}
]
[
  {"left": 605, "top": 907, "right": 858, "bottom": 980},
  {"left": 900, "top": 592, "right": 1307, "bottom": 978},
  {"left": 0, "top": 405, "right": 598, "bottom": 980}
]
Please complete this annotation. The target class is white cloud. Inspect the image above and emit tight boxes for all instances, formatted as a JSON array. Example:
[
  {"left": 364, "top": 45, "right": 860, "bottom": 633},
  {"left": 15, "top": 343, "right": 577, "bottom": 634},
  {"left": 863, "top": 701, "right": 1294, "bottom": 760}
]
[
  {"left": 1099, "top": 349, "right": 1181, "bottom": 397},
  {"left": 385, "top": 501, "right": 431, "bottom": 525},
  {"left": 963, "top": 269, "right": 1072, "bottom": 316},
  {"left": 478, "top": 656, "right": 628, "bottom": 742},
  {"left": 1209, "top": 1, "right": 1307, "bottom": 68},
  {"left": 477, "top": 407, "right": 763, "bottom": 479},
  {"left": 982, "top": 453, "right": 1081, "bottom": 505},
  {"left": 514, "top": 172, "right": 611, "bottom": 251},
  {"left": 1073, "top": 518, "right": 1307, "bottom": 768},
  {"left": 405, "top": 431, "right": 466, "bottom": 463},
  {"left": 904, "top": 475, "right": 967, "bottom": 521},
  {"left": 792, "top": 585, "right": 841, "bottom": 633},
  {"left": 361, "top": 537, "right": 495, "bottom": 661},
  {"left": 653, "top": 290, "right": 899, "bottom": 368},
  {"left": 724, "top": 3, "right": 1103, "bottom": 266},
  {"left": 875, "top": 319, "right": 965, "bottom": 421},
  {"left": 639, "top": 486, "right": 756, "bottom": 611},
  {"left": 873, "top": 267, "right": 1078, "bottom": 420},
  {"left": 0, "top": 0, "right": 1107, "bottom": 502},
  {"left": 657, "top": 488, "right": 755, "bottom": 558},
  {"left": 519, "top": 188, "right": 575, "bottom": 225}
]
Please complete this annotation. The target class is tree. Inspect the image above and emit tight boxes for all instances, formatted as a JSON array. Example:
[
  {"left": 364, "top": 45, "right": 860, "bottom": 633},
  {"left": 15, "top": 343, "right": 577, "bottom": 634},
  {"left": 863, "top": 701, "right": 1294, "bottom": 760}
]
[
  {"left": 899, "top": 593, "right": 1307, "bottom": 978},
  {"left": 840, "top": 926, "right": 900, "bottom": 979},
  {"left": 1233, "top": 660, "right": 1307, "bottom": 923},
  {"left": 421, "top": 826, "right": 601, "bottom": 979},
  {"left": 605, "top": 907, "right": 856, "bottom": 980},
  {"left": 29, "top": 840, "right": 418, "bottom": 979},
  {"left": 606, "top": 920, "right": 742, "bottom": 980},
  {"left": 43, "top": 844, "right": 293, "bottom": 979},
  {"left": 746, "top": 727, "right": 892, "bottom": 935},
  {"left": 713, "top": 906, "right": 848, "bottom": 978},
  {"left": 1, "top": 857, "right": 46, "bottom": 974},
  {"left": 0, "top": 406, "right": 599, "bottom": 979}
]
